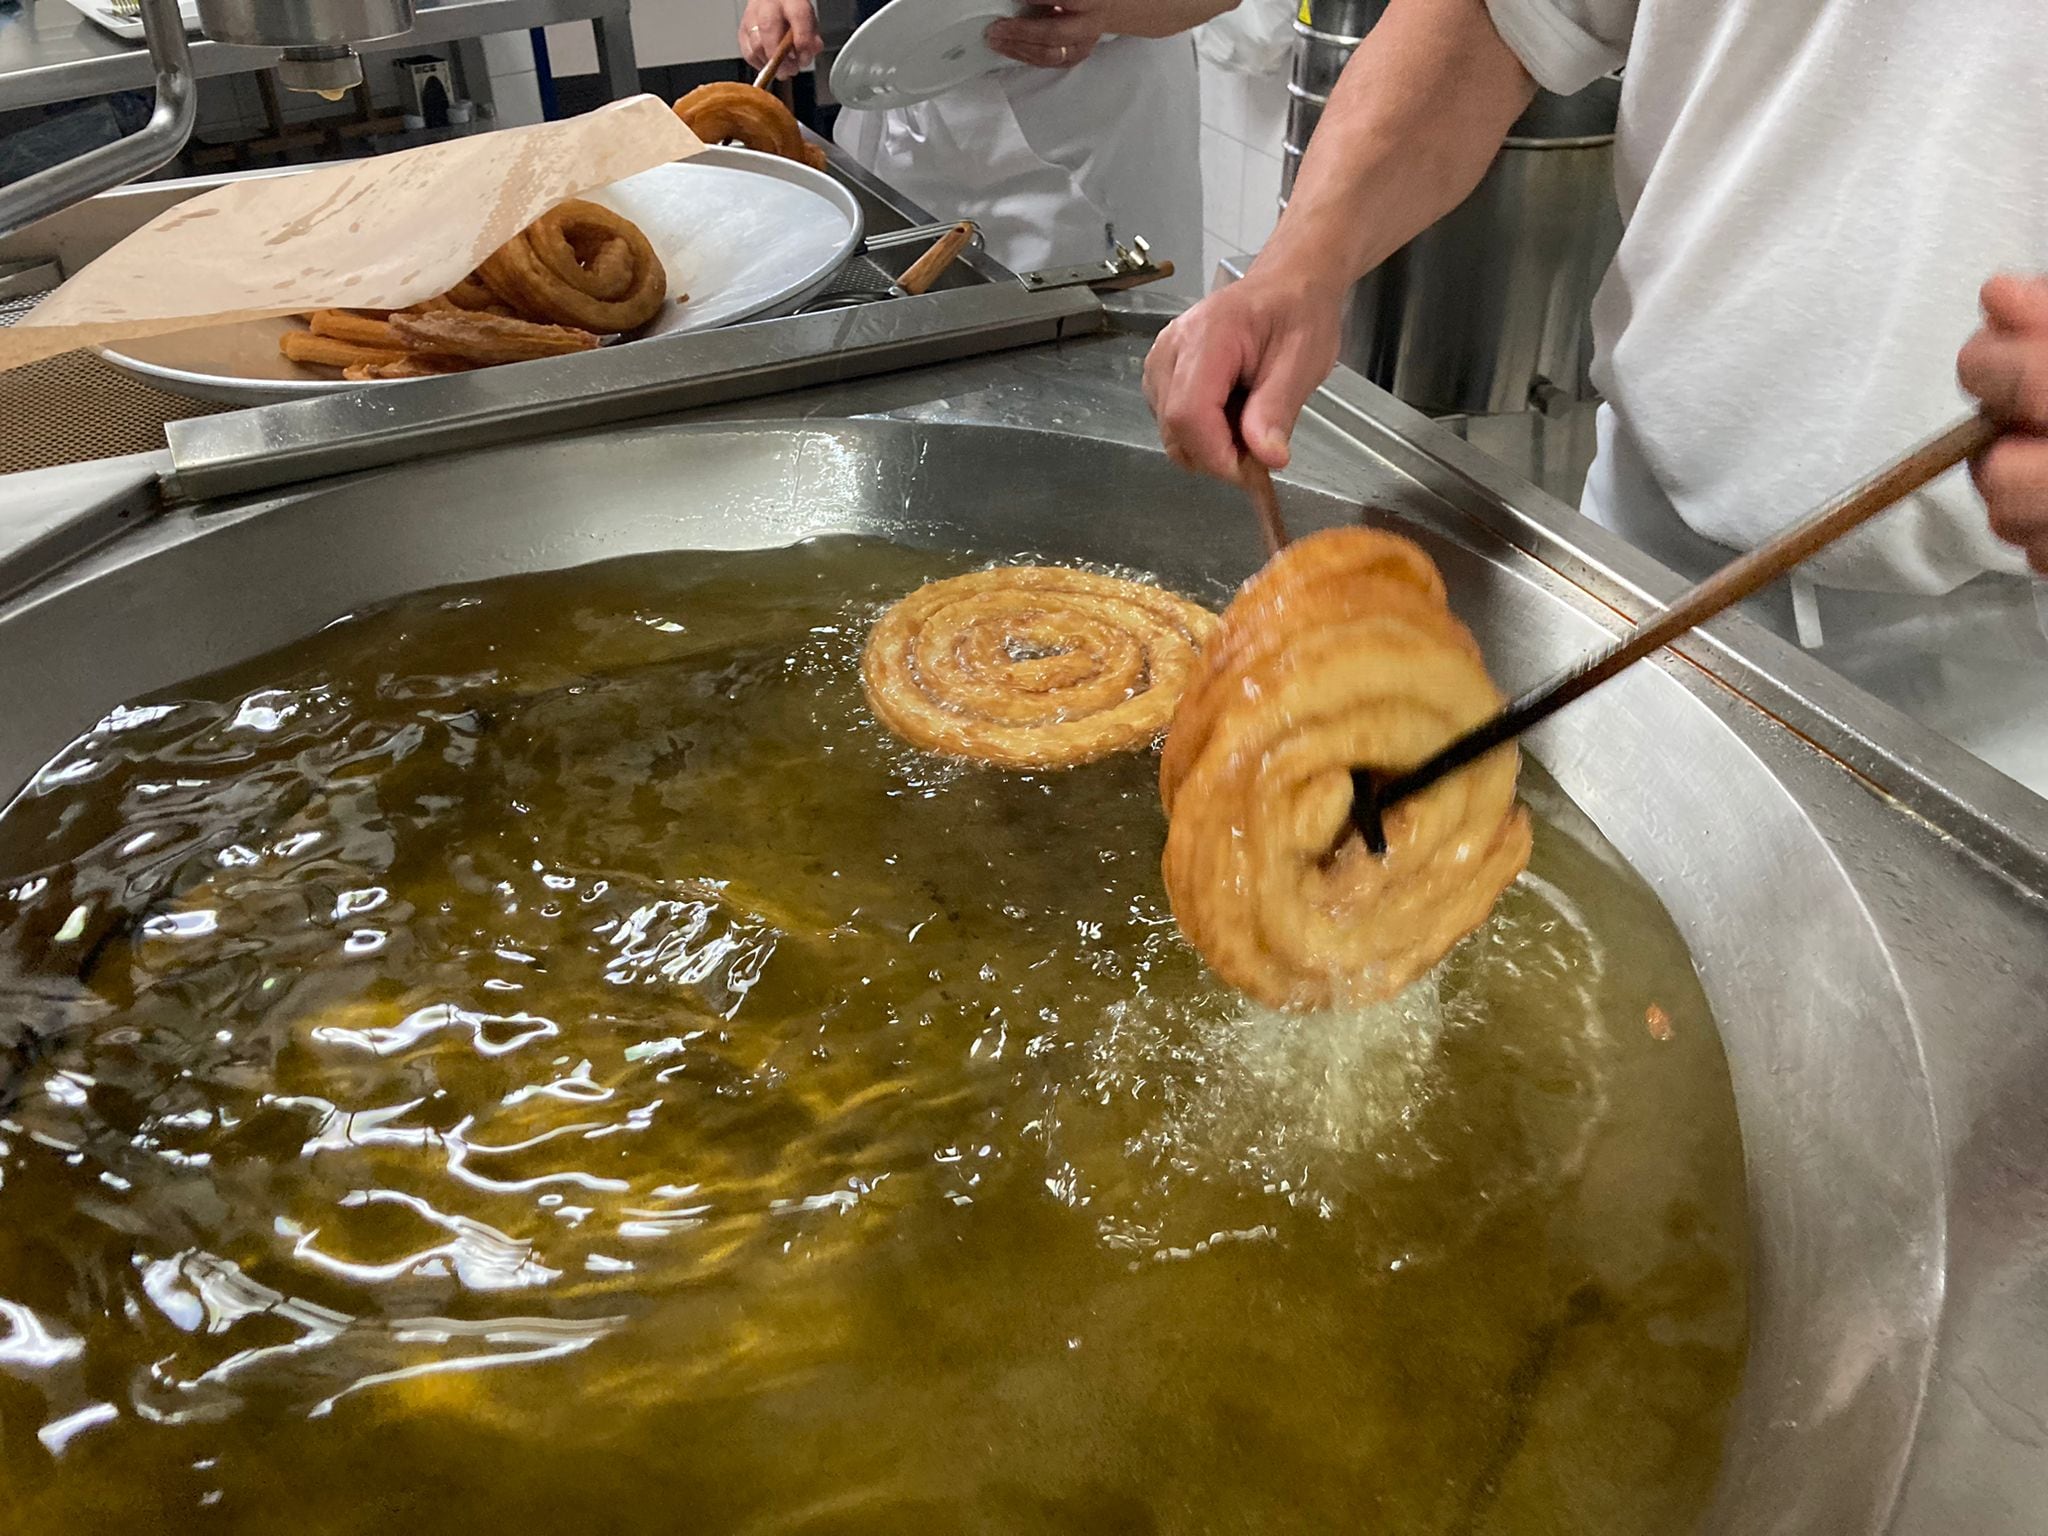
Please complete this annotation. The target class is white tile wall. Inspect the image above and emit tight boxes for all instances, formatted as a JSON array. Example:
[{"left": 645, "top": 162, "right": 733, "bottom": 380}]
[
  {"left": 491, "top": 67, "right": 549, "bottom": 127},
  {"left": 1197, "top": 53, "right": 1290, "bottom": 289},
  {"left": 476, "top": 26, "right": 545, "bottom": 124},
  {"left": 543, "top": 0, "right": 746, "bottom": 78}
]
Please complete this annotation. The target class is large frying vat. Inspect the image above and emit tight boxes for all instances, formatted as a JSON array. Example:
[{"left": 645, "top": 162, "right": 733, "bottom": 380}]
[{"left": 1, "top": 311, "right": 2046, "bottom": 1532}]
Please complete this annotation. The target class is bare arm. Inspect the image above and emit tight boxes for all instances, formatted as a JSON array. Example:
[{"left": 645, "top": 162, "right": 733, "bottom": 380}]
[
  {"left": 1145, "top": 0, "right": 1536, "bottom": 478},
  {"left": 987, "top": 0, "right": 1240, "bottom": 70}
]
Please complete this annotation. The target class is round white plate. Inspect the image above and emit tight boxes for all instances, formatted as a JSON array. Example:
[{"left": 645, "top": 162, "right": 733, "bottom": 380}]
[
  {"left": 99, "top": 147, "right": 862, "bottom": 407},
  {"left": 830, "top": 0, "right": 1025, "bottom": 112}
]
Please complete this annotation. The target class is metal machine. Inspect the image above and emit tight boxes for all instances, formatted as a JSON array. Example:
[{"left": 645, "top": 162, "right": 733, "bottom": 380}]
[
  {"left": 2, "top": 143, "right": 2048, "bottom": 1535},
  {"left": 0, "top": 0, "right": 422, "bottom": 238},
  {"left": 194, "top": 0, "right": 417, "bottom": 96},
  {"left": 1284, "top": 0, "right": 1622, "bottom": 421}
]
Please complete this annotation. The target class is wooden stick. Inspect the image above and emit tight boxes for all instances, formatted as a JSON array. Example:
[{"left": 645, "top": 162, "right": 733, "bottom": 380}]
[
  {"left": 1240, "top": 457, "right": 1290, "bottom": 556},
  {"left": 753, "top": 32, "right": 796, "bottom": 90},
  {"left": 897, "top": 222, "right": 977, "bottom": 296},
  {"left": 1224, "top": 384, "right": 1290, "bottom": 554},
  {"left": 1348, "top": 411, "right": 2001, "bottom": 851}
]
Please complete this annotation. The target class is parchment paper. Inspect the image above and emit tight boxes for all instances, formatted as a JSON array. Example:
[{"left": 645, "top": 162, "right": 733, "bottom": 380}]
[{"left": 0, "top": 95, "right": 703, "bottom": 372}]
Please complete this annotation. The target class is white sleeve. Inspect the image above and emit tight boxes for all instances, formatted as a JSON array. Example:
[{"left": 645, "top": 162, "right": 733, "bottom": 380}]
[{"left": 1482, "top": 0, "right": 1635, "bottom": 94}]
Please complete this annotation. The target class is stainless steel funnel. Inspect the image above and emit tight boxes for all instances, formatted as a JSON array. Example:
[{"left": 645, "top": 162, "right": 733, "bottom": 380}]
[{"left": 196, "top": 0, "right": 417, "bottom": 94}]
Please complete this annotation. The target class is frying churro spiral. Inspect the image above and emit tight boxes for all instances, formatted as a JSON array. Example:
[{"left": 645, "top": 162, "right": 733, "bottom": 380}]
[
  {"left": 862, "top": 567, "right": 1219, "bottom": 769},
  {"left": 1161, "top": 528, "right": 1530, "bottom": 1010}
]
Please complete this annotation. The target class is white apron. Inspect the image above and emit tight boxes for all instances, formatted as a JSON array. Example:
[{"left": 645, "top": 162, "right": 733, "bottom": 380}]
[
  {"left": 1584, "top": 405, "right": 2048, "bottom": 799},
  {"left": 835, "top": 35, "right": 1203, "bottom": 298}
]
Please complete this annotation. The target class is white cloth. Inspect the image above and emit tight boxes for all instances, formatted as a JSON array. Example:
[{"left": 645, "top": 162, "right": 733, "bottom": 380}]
[
  {"left": 1195, "top": 0, "right": 1295, "bottom": 75},
  {"left": 835, "top": 36, "right": 1203, "bottom": 297},
  {"left": 1485, "top": 0, "right": 2048, "bottom": 594},
  {"left": 1586, "top": 404, "right": 2048, "bottom": 796}
]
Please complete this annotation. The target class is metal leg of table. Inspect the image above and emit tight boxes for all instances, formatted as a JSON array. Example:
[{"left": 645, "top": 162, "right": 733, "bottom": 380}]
[{"left": 590, "top": 3, "right": 639, "bottom": 102}]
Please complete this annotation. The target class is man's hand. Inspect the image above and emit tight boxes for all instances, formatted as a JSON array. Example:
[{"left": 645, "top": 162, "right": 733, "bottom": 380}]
[
  {"left": 738, "top": 0, "right": 820, "bottom": 79},
  {"left": 985, "top": 3, "right": 1100, "bottom": 68},
  {"left": 1143, "top": 268, "right": 1347, "bottom": 479},
  {"left": 1959, "top": 273, "right": 2048, "bottom": 575},
  {"left": 985, "top": 0, "right": 1232, "bottom": 69}
]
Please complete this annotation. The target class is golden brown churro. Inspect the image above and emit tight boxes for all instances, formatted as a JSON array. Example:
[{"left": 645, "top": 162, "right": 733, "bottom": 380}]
[
  {"left": 387, "top": 309, "right": 602, "bottom": 364},
  {"left": 277, "top": 330, "right": 411, "bottom": 370},
  {"left": 476, "top": 199, "right": 667, "bottom": 334},
  {"left": 341, "top": 354, "right": 478, "bottom": 381},
  {"left": 862, "top": 567, "right": 1218, "bottom": 770},
  {"left": 673, "top": 81, "right": 828, "bottom": 170},
  {"left": 1160, "top": 527, "right": 1529, "bottom": 1010},
  {"left": 307, "top": 309, "right": 404, "bottom": 349},
  {"left": 279, "top": 205, "right": 662, "bottom": 382}
]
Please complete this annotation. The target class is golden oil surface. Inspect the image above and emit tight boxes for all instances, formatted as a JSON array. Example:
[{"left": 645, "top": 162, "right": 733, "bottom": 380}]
[{"left": 0, "top": 539, "right": 1746, "bottom": 1534}]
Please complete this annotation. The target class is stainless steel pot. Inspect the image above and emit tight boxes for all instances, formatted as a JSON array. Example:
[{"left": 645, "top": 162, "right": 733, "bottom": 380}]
[
  {"left": 1283, "top": 15, "right": 1624, "bottom": 419},
  {"left": 0, "top": 315, "right": 2045, "bottom": 1535}
]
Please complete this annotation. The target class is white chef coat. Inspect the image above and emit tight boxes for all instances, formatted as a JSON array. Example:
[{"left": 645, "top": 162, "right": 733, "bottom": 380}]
[
  {"left": 835, "top": 35, "right": 1204, "bottom": 297},
  {"left": 1483, "top": 0, "right": 2048, "bottom": 793}
]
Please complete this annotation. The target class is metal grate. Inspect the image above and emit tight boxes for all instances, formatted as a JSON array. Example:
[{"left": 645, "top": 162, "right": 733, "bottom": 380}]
[
  {"left": 0, "top": 291, "right": 48, "bottom": 328},
  {"left": 0, "top": 286, "right": 225, "bottom": 476},
  {"left": 811, "top": 251, "right": 902, "bottom": 303}
]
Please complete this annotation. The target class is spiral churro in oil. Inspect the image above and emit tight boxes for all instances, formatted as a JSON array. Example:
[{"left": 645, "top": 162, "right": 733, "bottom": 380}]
[{"left": 0, "top": 537, "right": 1745, "bottom": 1534}]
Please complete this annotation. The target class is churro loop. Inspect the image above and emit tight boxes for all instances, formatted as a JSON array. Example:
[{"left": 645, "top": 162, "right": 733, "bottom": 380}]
[
  {"left": 1161, "top": 526, "right": 1457, "bottom": 812},
  {"left": 1161, "top": 527, "right": 1530, "bottom": 1010},
  {"left": 862, "top": 567, "right": 1219, "bottom": 769},
  {"left": 476, "top": 198, "right": 667, "bottom": 334},
  {"left": 388, "top": 309, "right": 601, "bottom": 365},
  {"left": 673, "top": 82, "right": 829, "bottom": 170},
  {"left": 443, "top": 274, "right": 501, "bottom": 311}
]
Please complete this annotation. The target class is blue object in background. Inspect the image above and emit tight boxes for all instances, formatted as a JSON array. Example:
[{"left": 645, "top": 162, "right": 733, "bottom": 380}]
[{"left": 530, "top": 27, "right": 560, "bottom": 120}]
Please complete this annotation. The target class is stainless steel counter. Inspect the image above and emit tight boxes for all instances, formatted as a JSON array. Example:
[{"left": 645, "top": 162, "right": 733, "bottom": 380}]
[
  {"left": 0, "top": 280, "right": 2046, "bottom": 1533},
  {"left": 0, "top": 0, "right": 637, "bottom": 112}
]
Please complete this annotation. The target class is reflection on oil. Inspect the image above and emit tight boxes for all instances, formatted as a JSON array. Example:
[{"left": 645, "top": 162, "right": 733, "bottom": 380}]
[{"left": 0, "top": 538, "right": 1746, "bottom": 1533}]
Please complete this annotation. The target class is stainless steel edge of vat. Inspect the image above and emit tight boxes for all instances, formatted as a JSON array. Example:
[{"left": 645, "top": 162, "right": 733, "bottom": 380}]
[{"left": 0, "top": 331, "right": 2045, "bottom": 1532}]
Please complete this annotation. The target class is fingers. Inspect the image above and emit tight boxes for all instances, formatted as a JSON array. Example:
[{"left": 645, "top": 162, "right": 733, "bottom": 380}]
[
  {"left": 988, "top": 34, "right": 1098, "bottom": 67},
  {"left": 986, "top": 8, "right": 1103, "bottom": 66},
  {"left": 1147, "top": 277, "right": 1342, "bottom": 481},
  {"left": 1241, "top": 326, "right": 1334, "bottom": 470},
  {"left": 784, "top": 0, "right": 822, "bottom": 66},
  {"left": 1151, "top": 313, "right": 1259, "bottom": 480},
  {"left": 1961, "top": 273, "right": 2048, "bottom": 428},
  {"left": 738, "top": 0, "right": 820, "bottom": 72},
  {"left": 1980, "top": 272, "right": 2048, "bottom": 334},
  {"left": 1975, "top": 436, "right": 2048, "bottom": 574},
  {"left": 1960, "top": 332, "right": 2048, "bottom": 428}
]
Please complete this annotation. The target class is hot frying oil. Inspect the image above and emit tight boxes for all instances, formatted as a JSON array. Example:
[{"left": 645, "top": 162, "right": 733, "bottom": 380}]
[{"left": 0, "top": 538, "right": 1746, "bottom": 1533}]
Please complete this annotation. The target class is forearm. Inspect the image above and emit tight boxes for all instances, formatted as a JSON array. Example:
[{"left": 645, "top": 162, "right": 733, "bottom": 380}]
[
  {"left": 1114, "top": 0, "right": 1242, "bottom": 38},
  {"left": 1258, "top": 0, "right": 1535, "bottom": 293}
]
